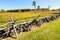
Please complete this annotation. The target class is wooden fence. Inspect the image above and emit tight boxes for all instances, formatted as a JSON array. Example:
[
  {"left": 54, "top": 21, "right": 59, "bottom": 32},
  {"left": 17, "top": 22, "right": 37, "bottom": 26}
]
[{"left": 0, "top": 13, "right": 60, "bottom": 39}]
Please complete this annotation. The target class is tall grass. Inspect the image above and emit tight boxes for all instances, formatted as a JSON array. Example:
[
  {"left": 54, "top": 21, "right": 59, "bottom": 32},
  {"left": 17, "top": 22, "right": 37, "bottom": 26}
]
[
  {"left": 19, "top": 18, "right": 60, "bottom": 40},
  {"left": 0, "top": 11, "right": 57, "bottom": 23}
]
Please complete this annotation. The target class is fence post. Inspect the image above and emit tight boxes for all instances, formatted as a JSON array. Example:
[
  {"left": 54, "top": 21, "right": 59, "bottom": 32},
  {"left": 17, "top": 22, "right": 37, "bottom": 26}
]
[{"left": 10, "top": 16, "right": 18, "bottom": 39}]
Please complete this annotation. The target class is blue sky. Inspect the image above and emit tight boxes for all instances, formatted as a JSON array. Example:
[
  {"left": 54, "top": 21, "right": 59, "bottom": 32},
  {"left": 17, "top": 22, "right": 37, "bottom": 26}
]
[{"left": 0, "top": 0, "right": 60, "bottom": 10}]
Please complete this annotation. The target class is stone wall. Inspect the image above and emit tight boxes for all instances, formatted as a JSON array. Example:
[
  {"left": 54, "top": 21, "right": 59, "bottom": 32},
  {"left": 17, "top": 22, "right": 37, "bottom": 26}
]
[{"left": 0, "top": 13, "right": 60, "bottom": 39}]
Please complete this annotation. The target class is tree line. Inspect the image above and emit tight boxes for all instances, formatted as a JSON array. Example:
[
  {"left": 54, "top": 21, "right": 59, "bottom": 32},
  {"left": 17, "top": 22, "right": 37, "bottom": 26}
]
[
  {"left": 0, "top": 8, "right": 50, "bottom": 12},
  {"left": 0, "top": 0, "right": 50, "bottom": 12}
]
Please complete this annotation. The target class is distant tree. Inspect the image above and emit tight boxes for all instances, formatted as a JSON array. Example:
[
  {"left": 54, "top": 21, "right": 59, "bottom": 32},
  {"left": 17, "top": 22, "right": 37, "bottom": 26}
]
[
  {"left": 41, "top": 8, "right": 48, "bottom": 11},
  {"left": 37, "top": 5, "right": 40, "bottom": 10},
  {"left": 18, "top": 9, "right": 21, "bottom": 12},
  {"left": 48, "top": 5, "right": 50, "bottom": 10},
  {"left": 32, "top": 0, "right": 36, "bottom": 10},
  {"left": 1, "top": 9, "right": 5, "bottom": 12}
]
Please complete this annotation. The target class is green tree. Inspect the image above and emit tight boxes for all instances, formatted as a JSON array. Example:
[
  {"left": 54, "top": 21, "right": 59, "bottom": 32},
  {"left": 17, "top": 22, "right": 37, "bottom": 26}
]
[
  {"left": 18, "top": 9, "right": 21, "bottom": 12},
  {"left": 1, "top": 9, "right": 5, "bottom": 12},
  {"left": 37, "top": 5, "right": 40, "bottom": 10},
  {"left": 48, "top": 5, "right": 50, "bottom": 10},
  {"left": 32, "top": 0, "right": 36, "bottom": 10}
]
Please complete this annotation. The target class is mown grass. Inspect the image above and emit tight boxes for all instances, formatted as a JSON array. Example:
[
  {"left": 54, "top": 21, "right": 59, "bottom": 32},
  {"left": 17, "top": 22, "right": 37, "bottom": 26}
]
[{"left": 19, "top": 18, "right": 60, "bottom": 40}]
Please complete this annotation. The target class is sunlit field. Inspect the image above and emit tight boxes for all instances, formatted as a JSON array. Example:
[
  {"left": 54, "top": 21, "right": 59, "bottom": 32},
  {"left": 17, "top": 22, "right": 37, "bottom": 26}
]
[
  {"left": 0, "top": 0, "right": 60, "bottom": 40},
  {"left": 0, "top": 10, "right": 60, "bottom": 24},
  {"left": 0, "top": 10, "right": 60, "bottom": 28},
  {"left": 19, "top": 18, "right": 60, "bottom": 40},
  {"left": 2, "top": 17, "right": 60, "bottom": 40}
]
